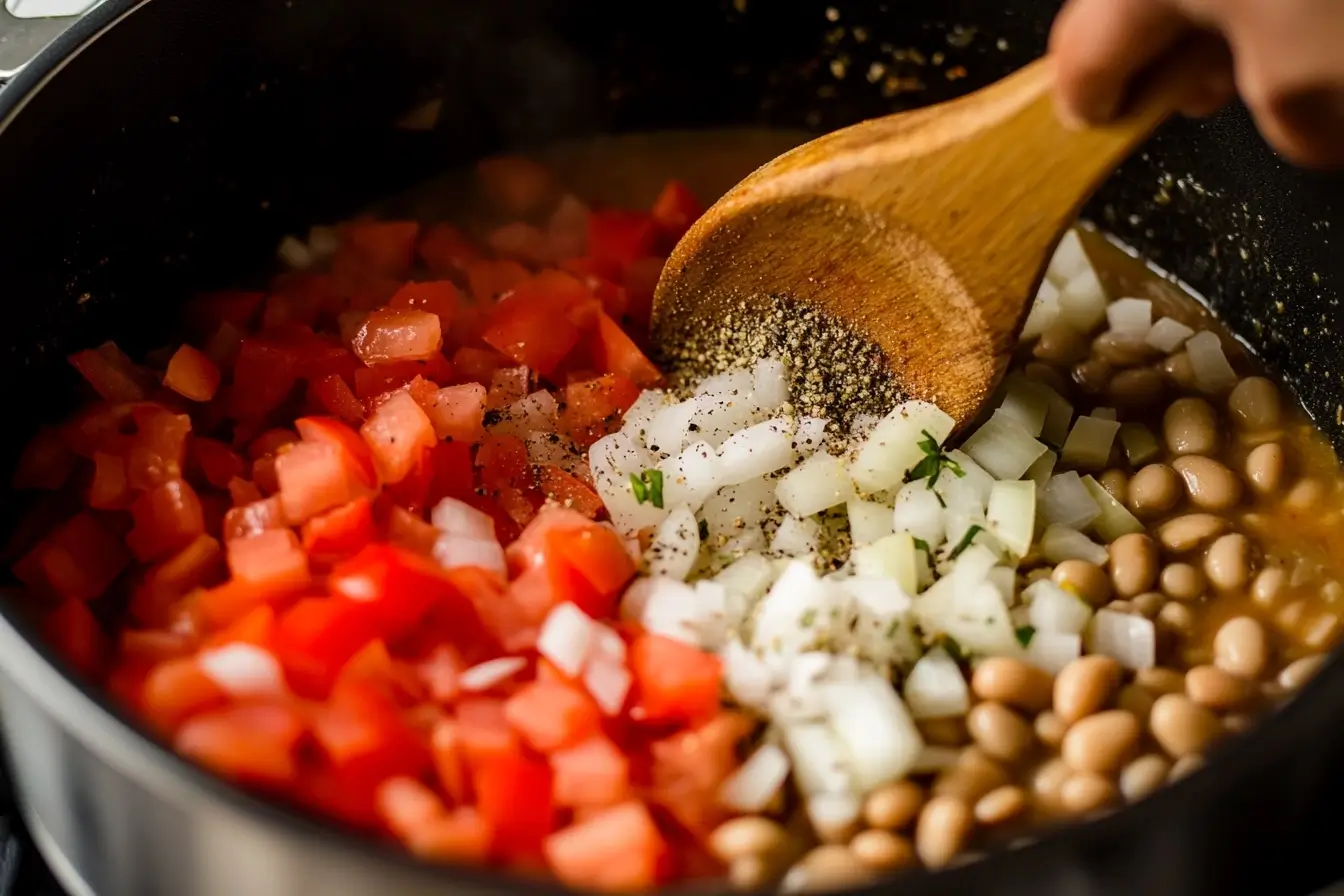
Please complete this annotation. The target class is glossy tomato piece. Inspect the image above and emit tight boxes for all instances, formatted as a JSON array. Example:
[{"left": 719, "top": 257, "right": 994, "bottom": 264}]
[
  {"left": 375, "top": 776, "right": 447, "bottom": 843},
  {"left": 163, "top": 344, "right": 222, "bottom": 402},
  {"left": 481, "top": 277, "right": 586, "bottom": 375},
  {"left": 543, "top": 800, "right": 666, "bottom": 893},
  {"left": 536, "top": 465, "right": 603, "bottom": 519},
  {"left": 191, "top": 438, "right": 248, "bottom": 490},
  {"left": 42, "top": 599, "right": 109, "bottom": 680},
  {"left": 351, "top": 308, "right": 444, "bottom": 365},
  {"left": 474, "top": 752, "right": 554, "bottom": 862},
  {"left": 588, "top": 211, "right": 658, "bottom": 274},
  {"left": 308, "top": 374, "right": 365, "bottom": 425},
  {"left": 229, "top": 337, "right": 300, "bottom": 418},
  {"left": 174, "top": 702, "right": 307, "bottom": 787},
  {"left": 124, "top": 479, "right": 206, "bottom": 562},
  {"left": 126, "top": 407, "right": 192, "bottom": 491},
  {"left": 311, "top": 680, "right": 431, "bottom": 781},
  {"left": 629, "top": 635, "right": 722, "bottom": 726},
  {"left": 15, "top": 511, "right": 131, "bottom": 602},
  {"left": 294, "top": 416, "right": 378, "bottom": 489},
  {"left": 586, "top": 313, "right": 662, "bottom": 388},
  {"left": 273, "top": 598, "right": 378, "bottom": 697},
  {"left": 226, "top": 529, "right": 311, "bottom": 595},
  {"left": 301, "top": 497, "right": 375, "bottom": 565},
  {"left": 360, "top": 391, "right": 438, "bottom": 485},
  {"left": 68, "top": 342, "right": 152, "bottom": 403},
  {"left": 425, "top": 383, "right": 486, "bottom": 443},
  {"left": 550, "top": 735, "right": 631, "bottom": 809},
  {"left": 275, "top": 440, "right": 368, "bottom": 523},
  {"left": 561, "top": 374, "right": 641, "bottom": 448},
  {"left": 326, "top": 543, "right": 465, "bottom": 640},
  {"left": 504, "top": 680, "right": 601, "bottom": 754},
  {"left": 141, "top": 656, "right": 227, "bottom": 731},
  {"left": 222, "top": 495, "right": 289, "bottom": 542}
]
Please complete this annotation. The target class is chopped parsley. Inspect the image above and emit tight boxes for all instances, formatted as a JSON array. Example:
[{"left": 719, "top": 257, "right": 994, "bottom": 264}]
[
  {"left": 947, "top": 524, "right": 984, "bottom": 561},
  {"left": 799, "top": 608, "right": 818, "bottom": 627},
  {"left": 630, "top": 469, "right": 665, "bottom": 508},
  {"left": 905, "top": 429, "right": 965, "bottom": 491},
  {"left": 1015, "top": 625, "right": 1037, "bottom": 648},
  {"left": 912, "top": 537, "right": 931, "bottom": 554},
  {"left": 941, "top": 634, "right": 968, "bottom": 663},
  {"left": 884, "top": 618, "right": 903, "bottom": 639}
]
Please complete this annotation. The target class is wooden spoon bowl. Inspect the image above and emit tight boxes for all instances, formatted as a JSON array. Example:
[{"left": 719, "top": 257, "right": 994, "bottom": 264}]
[{"left": 651, "top": 57, "right": 1177, "bottom": 429}]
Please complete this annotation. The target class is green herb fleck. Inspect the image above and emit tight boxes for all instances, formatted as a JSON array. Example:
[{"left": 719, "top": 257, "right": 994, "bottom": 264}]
[
  {"left": 630, "top": 469, "right": 665, "bottom": 508},
  {"left": 912, "top": 537, "right": 931, "bottom": 554},
  {"left": 799, "top": 608, "right": 818, "bottom": 627},
  {"left": 941, "top": 635, "right": 967, "bottom": 663},
  {"left": 884, "top": 618, "right": 902, "bottom": 639},
  {"left": 1015, "top": 625, "right": 1037, "bottom": 648},
  {"left": 947, "top": 524, "right": 984, "bottom": 560},
  {"left": 904, "top": 430, "right": 966, "bottom": 490}
]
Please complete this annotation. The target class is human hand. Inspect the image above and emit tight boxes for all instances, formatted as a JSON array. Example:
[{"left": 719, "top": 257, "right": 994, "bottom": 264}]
[{"left": 1050, "top": 0, "right": 1344, "bottom": 169}]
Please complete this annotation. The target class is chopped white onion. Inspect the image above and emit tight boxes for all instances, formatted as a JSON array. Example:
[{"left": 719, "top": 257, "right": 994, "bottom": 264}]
[
  {"left": 720, "top": 743, "right": 792, "bottom": 812},
  {"left": 722, "top": 639, "right": 777, "bottom": 709},
  {"left": 753, "top": 561, "right": 837, "bottom": 655},
  {"left": 1086, "top": 609, "right": 1157, "bottom": 670},
  {"left": 1024, "top": 579, "right": 1094, "bottom": 635},
  {"left": 794, "top": 417, "right": 830, "bottom": 457},
  {"left": 642, "top": 399, "right": 698, "bottom": 459},
  {"left": 717, "top": 418, "right": 796, "bottom": 486},
  {"left": 1041, "top": 388, "right": 1075, "bottom": 448},
  {"left": 537, "top": 603, "right": 596, "bottom": 677},
  {"left": 1091, "top": 407, "right": 1118, "bottom": 422},
  {"left": 702, "top": 477, "right": 774, "bottom": 538},
  {"left": 805, "top": 792, "right": 863, "bottom": 838},
  {"left": 1146, "top": 317, "right": 1195, "bottom": 353},
  {"left": 851, "top": 533, "right": 922, "bottom": 596},
  {"left": 1040, "top": 525, "right": 1110, "bottom": 565},
  {"left": 849, "top": 413, "right": 880, "bottom": 440},
  {"left": 961, "top": 410, "right": 1048, "bottom": 481},
  {"left": 584, "top": 658, "right": 632, "bottom": 716},
  {"left": 840, "top": 577, "right": 920, "bottom": 668},
  {"left": 432, "top": 537, "right": 507, "bottom": 575},
  {"left": 623, "top": 390, "right": 669, "bottom": 434},
  {"left": 1039, "top": 472, "right": 1101, "bottom": 530},
  {"left": 998, "top": 374, "right": 1052, "bottom": 437},
  {"left": 782, "top": 722, "right": 853, "bottom": 796},
  {"left": 1081, "top": 476, "right": 1145, "bottom": 541},
  {"left": 944, "top": 450, "right": 995, "bottom": 505},
  {"left": 903, "top": 647, "right": 969, "bottom": 719},
  {"left": 1119, "top": 423, "right": 1161, "bottom": 466},
  {"left": 846, "top": 499, "right": 894, "bottom": 546},
  {"left": 1059, "top": 268, "right": 1108, "bottom": 333},
  {"left": 771, "top": 515, "right": 822, "bottom": 558},
  {"left": 306, "top": 225, "right": 340, "bottom": 261},
  {"left": 490, "top": 390, "right": 558, "bottom": 439},
  {"left": 1106, "top": 297, "right": 1153, "bottom": 336},
  {"left": 692, "top": 385, "right": 762, "bottom": 447},
  {"left": 658, "top": 441, "right": 720, "bottom": 511},
  {"left": 1024, "top": 631, "right": 1083, "bottom": 674},
  {"left": 1186, "top": 330, "right": 1239, "bottom": 395},
  {"left": 625, "top": 576, "right": 704, "bottom": 644},
  {"left": 713, "top": 552, "right": 777, "bottom": 605},
  {"left": 1060, "top": 415, "right": 1122, "bottom": 471},
  {"left": 849, "top": 401, "right": 955, "bottom": 493},
  {"left": 777, "top": 451, "right": 856, "bottom": 518},
  {"left": 1024, "top": 449, "right": 1058, "bottom": 486},
  {"left": 986, "top": 480, "right": 1036, "bottom": 557},
  {"left": 459, "top": 657, "right": 527, "bottom": 692},
  {"left": 590, "top": 432, "right": 664, "bottom": 534},
  {"left": 198, "top": 644, "right": 286, "bottom": 697},
  {"left": 431, "top": 497, "right": 497, "bottom": 541},
  {"left": 753, "top": 358, "right": 791, "bottom": 410},
  {"left": 1021, "top": 279, "right": 1061, "bottom": 341},
  {"left": 913, "top": 576, "right": 1019, "bottom": 657},
  {"left": 1047, "top": 229, "right": 1091, "bottom": 285},
  {"left": 824, "top": 671, "right": 925, "bottom": 791},
  {"left": 891, "top": 482, "right": 946, "bottom": 547}
]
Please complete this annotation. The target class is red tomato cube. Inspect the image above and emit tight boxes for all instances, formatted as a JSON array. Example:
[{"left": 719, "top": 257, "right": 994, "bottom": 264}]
[
  {"left": 163, "top": 344, "right": 222, "bottom": 402},
  {"left": 543, "top": 801, "right": 666, "bottom": 892},
  {"left": 16, "top": 511, "right": 131, "bottom": 602},
  {"left": 351, "top": 307, "right": 444, "bottom": 365},
  {"left": 175, "top": 703, "right": 307, "bottom": 787},
  {"left": 504, "top": 680, "right": 601, "bottom": 753},
  {"left": 126, "top": 479, "right": 206, "bottom": 562},
  {"left": 275, "top": 440, "right": 365, "bottom": 523},
  {"left": 226, "top": 529, "right": 311, "bottom": 594},
  {"left": 427, "top": 383, "right": 487, "bottom": 443},
  {"left": 629, "top": 635, "right": 722, "bottom": 726},
  {"left": 550, "top": 736, "right": 631, "bottom": 808},
  {"left": 360, "top": 391, "right": 438, "bottom": 484}
]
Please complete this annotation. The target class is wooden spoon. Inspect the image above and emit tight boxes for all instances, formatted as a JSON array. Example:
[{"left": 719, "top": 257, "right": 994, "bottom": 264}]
[{"left": 650, "top": 55, "right": 1179, "bottom": 428}]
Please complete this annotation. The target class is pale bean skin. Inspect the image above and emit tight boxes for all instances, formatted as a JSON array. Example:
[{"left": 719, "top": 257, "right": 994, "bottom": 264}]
[
  {"left": 1051, "top": 560, "right": 1112, "bottom": 607},
  {"left": 1185, "top": 665, "right": 1255, "bottom": 710},
  {"left": 793, "top": 845, "right": 870, "bottom": 891},
  {"left": 710, "top": 817, "right": 788, "bottom": 863},
  {"left": 729, "top": 856, "right": 771, "bottom": 890},
  {"left": 1127, "top": 463, "right": 1182, "bottom": 518},
  {"left": 1279, "top": 654, "right": 1327, "bottom": 691},
  {"left": 1169, "top": 754, "right": 1206, "bottom": 782},
  {"left": 1093, "top": 331, "right": 1158, "bottom": 367},
  {"left": 1251, "top": 567, "right": 1286, "bottom": 608},
  {"left": 1162, "top": 352, "right": 1198, "bottom": 390},
  {"left": 915, "top": 797, "right": 975, "bottom": 869},
  {"left": 1135, "top": 666, "right": 1188, "bottom": 696},
  {"left": 1245, "top": 442, "right": 1287, "bottom": 496},
  {"left": 1023, "top": 361, "right": 1071, "bottom": 396},
  {"left": 1150, "top": 694, "right": 1223, "bottom": 758},
  {"left": 1031, "top": 757, "right": 1073, "bottom": 811},
  {"left": 1284, "top": 478, "right": 1327, "bottom": 513},
  {"left": 1158, "top": 514, "right": 1231, "bottom": 553},
  {"left": 1035, "top": 321, "right": 1089, "bottom": 365},
  {"left": 848, "top": 830, "right": 915, "bottom": 872},
  {"left": 1131, "top": 591, "right": 1167, "bottom": 618},
  {"left": 1099, "top": 469, "right": 1129, "bottom": 502},
  {"left": 1071, "top": 359, "right": 1112, "bottom": 395},
  {"left": 1120, "top": 754, "right": 1172, "bottom": 802},
  {"left": 1059, "top": 772, "right": 1118, "bottom": 815},
  {"left": 974, "top": 786, "right": 1028, "bottom": 825},
  {"left": 932, "top": 749, "right": 1008, "bottom": 804},
  {"left": 1109, "top": 533, "right": 1159, "bottom": 598},
  {"left": 1117, "top": 683, "right": 1156, "bottom": 725},
  {"left": 1205, "top": 533, "right": 1255, "bottom": 591},
  {"left": 1034, "top": 711, "right": 1069, "bottom": 748},
  {"left": 918, "top": 717, "right": 968, "bottom": 747},
  {"left": 1053, "top": 655, "right": 1122, "bottom": 723},
  {"left": 1171, "top": 456, "right": 1243, "bottom": 511},
  {"left": 862, "top": 781, "right": 924, "bottom": 831},
  {"left": 1157, "top": 601, "right": 1196, "bottom": 636},
  {"left": 1213, "top": 616, "right": 1270, "bottom": 679},
  {"left": 1227, "top": 377, "right": 1283, "bottom": 431},
  {"left": 1061, "top": 709, "right": 1141, "bottom": 774},
  {"left": 1160, "top": 562, "right": 1206, "bottom": 602},
  {"left": 971, "top": 657, "right": 1054, "bottom": 713},
  {"left": 1108, "top": 367, "right": 1165, "bottom": 407},
  {"left": 966, "top": 702, "right": 1034, "bottom": 762},
  {"left": 1163, "top": 397, "right": 1219, "bottom": 456}
]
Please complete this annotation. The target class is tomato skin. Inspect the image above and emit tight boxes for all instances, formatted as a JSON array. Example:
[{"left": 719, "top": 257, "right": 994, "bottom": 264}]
[
  {"left": 543, "top": 800, "right": 666, "bottom": 892},
  {"left": 327, "top": 544, "right": 471, "bottom": 640},
  {"left": 426, "top": 383, "right": 487, "bottom": 443},
  {"left": 300, "top": 497, "right": 375, "bottom": 564},
  {"left": 309, "top": 374, "right": 365, "bottom": 424},
  {"left": 504, "top": 680, "right": 601, "bottom": 753},
  {"left": 587, "top": 312, "right": 662, "bottom": 388},
  {"left": 352, "top": 307, "right": 444, "bottom": 365},
  {"left": 474, "top": 753, "right": 555, "bottom": 861},
  {"left": 629, "top": 635, "right": 723, "bottom": 726},
  {"left": 164, "top": 344, "right": 222, "bottom": 402},
  {"left": 275, "top": 440, "right": 367, "bottom": 523},
  {"left": 536, "top": 465, "right": 603, "bottom": 519},
  {"left": 16, "top": 511, "right": 131, "bottom": 602},
  {"left": 561, "top": 374, "right": 641, "bottom": 447},
  {"left": 191, "top": 438, "right": 248, "bottom": 490},
  {"left": 311, "top": 680, "right": 431, "bottom": 782},
  {"left": 226, "top": 529, "right": 311, "bottom": 597},
  {"left": 360, "top": 391, "right": 438, "bottom": 485},
  {"left": 273, "top": 598, "right": 378, "bottom": 697},
  {"left": 174, "top": 702, "right": 307, "bottom": 788},
  {"left": 141, "top": 656, "right": 227, "bottom": 731},
  {"left": 42, "top": 599, "right": 109, "bottom": 680},
  {"left": 481, "top": 276, "right": 587, "bottom": 375},
  {"left": 650, "top": 180, "right": 703, "bottom": 245},
  {"left": 127, "top": 407, "right": 192, "bottom": 491},
  {"left": 588, "top": 211, "right": 659, "bottom": 274}
]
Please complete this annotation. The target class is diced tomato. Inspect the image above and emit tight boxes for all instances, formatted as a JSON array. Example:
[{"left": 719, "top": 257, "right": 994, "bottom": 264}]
[
  {"left": 191, "top": 438, "right": 247, "bottom": 489},
  {"left": 388, "top": 281, "right": 461, "bottom": 331},
  {"left": 309, "top": 374, "right": 365, "bottom": 425},
  {"left": 486, "top": 367, "right": 531, "bottom": 410},
  {"left": 536, "top": 465, "right": 603, "bottom": 519},
  {"left": 273, "top": 598, "right": 378, "bottom": 696},
  {"left": 376, "top": 776, "right": 448, "bottom": 842},
  {"left": 621, "top": 257, "right": 665, "bottom": 334},
  {"left": 351, "top": 307, "right": 444, "bottom": 365},
  {"left": 456, "top": 697, "right": 522, "bottom": 767},
  {"left": 588, "top": 211, "right": 659, "bottom": 274},
  {"left": 475, "top": 752, "right": 554, "bottom": 860},
  {"left": 428, "top": 441, "right": 476, "bottom": 505},
  {"left": 648, "top": 712, "right": 753, "bottom": 830},
  {"left": 85, "top": 452, "right": 130, "bottom": 509},
  {"left": 229, "top": 337, "right": 300, "bottom": 418},
  {"left": 547, "top": 525, "right": 638, "bottom": 610},
  {"left": 629, "top": 635, "right": 722, "bottom": 726},
  {"left": 550, "top": 735, "right": 631, "bottom": 809},
  {"left": 360, "top": 391, "right": 438, "bottom": 485},
  {"left": 543, "top": 801, "right": 666, "bottom": 892},
  {"left": 226, "top": 529, "right": 311, "bottom": 596},
  {"left": 15, "top": 511, "right": 131, "bottom": 601},
  {"left": 163, "top": 345, "right": 222, "bottom": 402},
  {"left": 327, "top": 543, "right": 466, "bottom": 640},
  {"left": 141, "top": 656, "right": 227, "bottom": 731},
  {"left": 587, "top": 312, "right": 662, "bottom": 387},
  {"left": 337, "top": 221, "right": 420, "bottom": 279},
  {"left": 184, "top": 290, "right": 265, "bottom": 334},
  {"left": 650, "top": 180, "right": 703, "bottom": 244},
  {"left": 68, "top": 343, "right": 152, "bottom": 403},
  {"left": 223, "top": 495, "right": 289, "bottom": 542},
  {"left": 408, "top": 807, "right": 494, "bottom": 863},
  {"left": 416, "top": 644, "right": 465, "bottom": 704},
  {"left": 294, "top": 416, "right": 379, "bottom": 490},
  {"left": 428, "top": 718, "right": 470, "bottom": 802},
  {"left": 311, "top": 680, "right": 430, "bottom": 781},
  {"left": 386, "top": 505, "right": 440, "bottom": 555},
  {"left": 132, "top": 534, "right": 224, "bottom": 625},
  {"left": 126, "top": 407, "right": 192, "bottom": 491},
  {"left": 202, "top": 603, "right": 276, "bottom": 649},
  {"left": 425, "top": 383, "right": 487, "bottom": 443},
  {"left": 488, "top": 222, "right": 551, "bottom": 266},
  {"left": 301, "top": 497, "right": 375, "bottom": 564},
  {"left": 418, "top": 224, "right": 483, "bottom": 277},
  {"left": 505, "top": 511, "right": 635, "bottom": 619},
  {"left": 42, "top": 599, "right": 109, "bottom": 680},
  {"left": 335, "top": 638, "right": 422, "bottom": 704},
  {"left": 465, "top": 260, "right": 530, "bottom": 304},
  {"left": 119, "top": 629, "right": 196, "bottom": 667},
  {"left": 12, "top": 427, "right": 76, "bottom": 491},
  {"left": 275, "top": 440, "right": 368, "bottom": 523},
  {"left": 561, "top": 374, "right": 641, "bottom": 447},
  {"left": 175, "top": 702, "right": 307, "bottom": 787},
  {"left": 504, "top": 680, "right": 601, "bottom": 753},
  {"left": 481, "top": 279, "right": 584, "bottom": 375}
]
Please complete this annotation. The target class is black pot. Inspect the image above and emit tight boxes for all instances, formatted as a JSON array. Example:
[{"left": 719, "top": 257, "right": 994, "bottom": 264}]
[{"left": 1, "top": 1, "right": 1343, "bottom": 895}]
